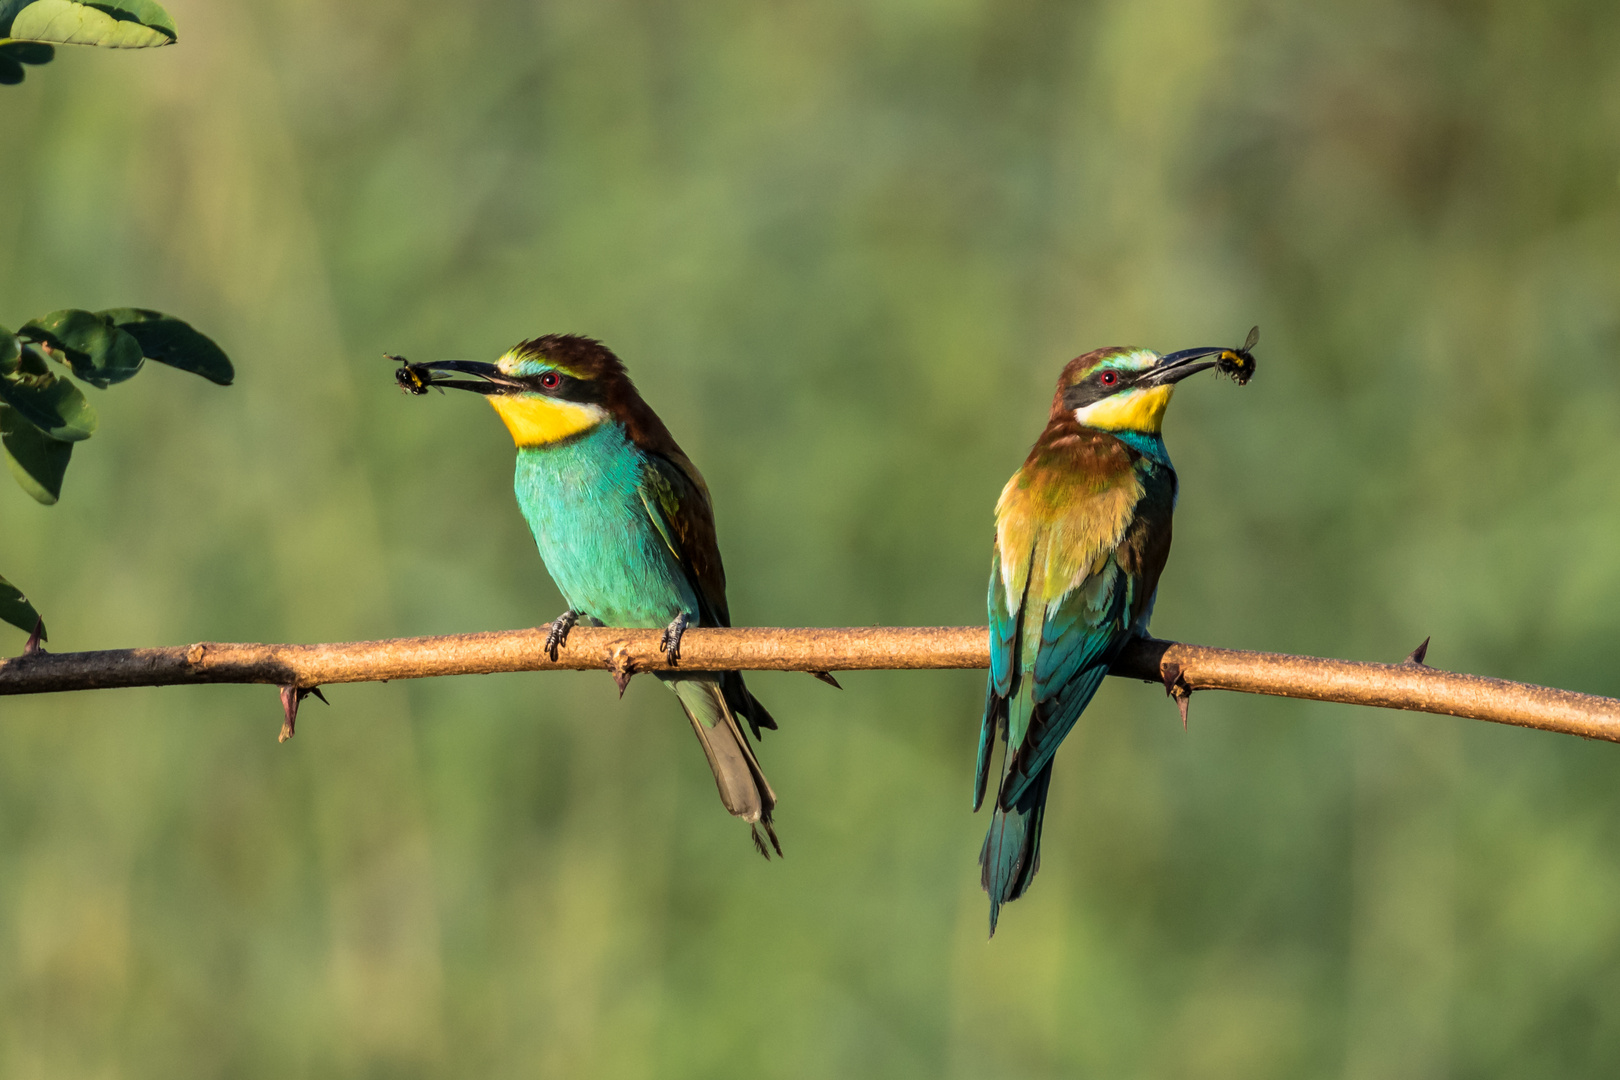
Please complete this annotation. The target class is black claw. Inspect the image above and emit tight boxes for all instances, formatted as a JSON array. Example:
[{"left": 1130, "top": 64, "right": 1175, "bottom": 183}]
[
  {"left": 1403, "top": 636, "right": 1432, "bottom": 667},
  {"left": 660, "top": 612, "right": 689, "bottom": 666},
  {"left": 545, "top": 609, "right": 578, "bottom": 662}
]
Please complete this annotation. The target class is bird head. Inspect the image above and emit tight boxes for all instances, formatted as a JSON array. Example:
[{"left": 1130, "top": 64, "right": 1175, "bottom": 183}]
[
  {"left": 417, "top": 335, "right": 631, "bottom": 447},
  {"left": 1052, "top": 345, "right": 1227, "bottom": 434}
]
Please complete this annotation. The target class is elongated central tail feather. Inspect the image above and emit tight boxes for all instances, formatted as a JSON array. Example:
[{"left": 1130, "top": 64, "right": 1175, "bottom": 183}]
[
  {"left": 979, "top": 762, "right": 1053, "bottom": 936},
  {"left": 665, "top": 675, "right": 781, "bottom": 857}
]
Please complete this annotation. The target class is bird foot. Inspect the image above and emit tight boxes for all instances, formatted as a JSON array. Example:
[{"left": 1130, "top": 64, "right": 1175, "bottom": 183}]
[
  {"left": 545, "top": 609, "right": 579, "bottom": 662},
  {"left": 659, "top": 613, "right": 689, "bottom": 666},
  {"left": 278, "top": 685, "right": 329, "bottom": 742},
  {"left": 1160, "top": 661, "right": 1192, "bottom": 730}
]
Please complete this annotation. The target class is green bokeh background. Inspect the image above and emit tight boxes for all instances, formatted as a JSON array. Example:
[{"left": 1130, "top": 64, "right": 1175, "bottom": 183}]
[{"left": 3, "top": 1, "right": 1620, "bottom": 1076}]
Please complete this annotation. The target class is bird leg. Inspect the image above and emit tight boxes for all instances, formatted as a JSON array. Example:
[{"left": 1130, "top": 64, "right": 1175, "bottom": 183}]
[
  {"left": 544, "top": 609, "right": 579, "bottom": 662},
  {"left": 660, "top": 612, "right": 689, "bottom": 666}
]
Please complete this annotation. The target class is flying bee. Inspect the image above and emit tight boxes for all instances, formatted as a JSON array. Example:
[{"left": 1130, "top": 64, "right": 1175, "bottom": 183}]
[
  {"left": 388, "top": 354, "right": 436, "bottom": 395},
  {"left": 1216, "top": 325, "right": 1259, "bottom": 386}
]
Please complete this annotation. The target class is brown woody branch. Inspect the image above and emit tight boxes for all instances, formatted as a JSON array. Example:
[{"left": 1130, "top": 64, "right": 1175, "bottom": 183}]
[{"left": 0, "top": 625, "right": 1615, "bottom": 743}]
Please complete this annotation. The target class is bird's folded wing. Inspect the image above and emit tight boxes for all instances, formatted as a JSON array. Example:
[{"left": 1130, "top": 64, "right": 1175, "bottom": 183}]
[
  {"left": 977, "top": 542, "right": 1032, "bottom": 809},
  {"left": 998, "top": 553, "right": 1130, "bottom": 809},
  {"left": 636, "top": 451, "right": 731, "bottom": 628}
]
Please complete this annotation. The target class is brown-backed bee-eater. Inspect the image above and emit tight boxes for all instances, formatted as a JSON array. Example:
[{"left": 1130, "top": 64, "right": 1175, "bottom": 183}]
[
  {"left": 976, "top": 341, "right": 1246, "bottom": 934},
  {"left": 404, "top": 335, "right": 781, "bottom": 857}
]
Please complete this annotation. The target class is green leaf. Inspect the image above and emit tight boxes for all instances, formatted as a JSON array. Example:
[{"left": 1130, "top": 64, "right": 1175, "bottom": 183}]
[
  {"left": 8, "top": 0, "right": 175, "bottom": 48},
  {"left": 21, "top": 308, "right": 144, "bottom": 387},
  {"left": 0, "top": 336, "right": 98, "bottom": 441},
  {"left": 90, "top": 1, "right": 172, "bottom": 37},
  {"left": 99, "top": 308, "right": 234, "bottom": 385},
  {"left": 0, "top": 571, "right": 42, "bottom": 637},
  {"left": 0, "top": 1, "right": 31, "bottom": 30},
  {"left": 0, "top": 403, "right": 71, "bottom": 504}
]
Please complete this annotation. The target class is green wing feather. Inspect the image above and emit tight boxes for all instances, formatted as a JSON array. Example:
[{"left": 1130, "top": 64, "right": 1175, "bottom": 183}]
[
  {"left": 635, "top": 451, "right": 730, "bottom": 628},
  {"left": 636, "top": 450, "right": 777, "bottom": 736}
]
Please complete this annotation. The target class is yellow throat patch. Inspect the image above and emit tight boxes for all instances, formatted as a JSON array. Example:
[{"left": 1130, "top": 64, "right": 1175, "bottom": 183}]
[
  {"left": 487, "top": 394, "right": 606, "bottom": 447},
  {"left": 1073, "top": 384, "right": 1174, "bottom": 433}
]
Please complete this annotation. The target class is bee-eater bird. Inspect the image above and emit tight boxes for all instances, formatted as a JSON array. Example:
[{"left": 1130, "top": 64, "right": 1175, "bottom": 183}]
[
  {"left": 411, "top": 335, "right": 781, "bottom": 857},
  {"left": 976, "top": 342, "right": 1237, "bottom": 934}
]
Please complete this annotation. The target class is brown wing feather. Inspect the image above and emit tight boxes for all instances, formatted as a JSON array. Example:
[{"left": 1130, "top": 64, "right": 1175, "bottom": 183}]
[{"left": 640, "top": 450, "right": 731, "bottom": 627}]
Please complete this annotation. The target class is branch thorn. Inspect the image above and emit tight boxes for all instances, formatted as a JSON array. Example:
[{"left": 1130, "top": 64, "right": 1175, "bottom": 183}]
[
  {"left": 1403, "top": 637, "right": 1432, "bottom": 667},
  {"left": 278, "top": 684, "right": 328, "bottom": 742},
  {"left": 1160, "top": 660, "right": 1192, "bottom": 730},
  {"left": 810, "top": 670, "right": 843, "bottom": 689},
  {"left": 23, "top": 617, "right": 47, "bottom": 656},
  {"left": 609, "top": 645, "right": 636, "bottom": 697}
]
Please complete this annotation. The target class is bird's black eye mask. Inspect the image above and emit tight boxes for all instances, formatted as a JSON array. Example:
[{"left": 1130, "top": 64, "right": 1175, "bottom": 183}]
[
  {"left": 529, "top": 368, "right": 614, "bottom": 408},
  {"left": 525, "top": 368, "right": 585, "bottom": 399},
  {"left": 1062, "top": 367, "right": 1139, "bottom": 411}
]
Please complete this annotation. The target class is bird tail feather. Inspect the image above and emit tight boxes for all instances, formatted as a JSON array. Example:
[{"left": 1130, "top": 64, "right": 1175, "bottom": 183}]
[
  {"left": 719, "top": 670, "right": 777, "bottom": 738},
  {"left": 667, "top": 676, "right": 781, "bottom": 857},
  {"left": 979, "top": 761, "right": 1053, "bottom": 936}
]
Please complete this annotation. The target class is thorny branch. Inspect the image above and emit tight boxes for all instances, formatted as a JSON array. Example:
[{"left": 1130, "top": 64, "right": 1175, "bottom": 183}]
[{"left": 0, "top": 625, "right": 1616, "bottom": 743}]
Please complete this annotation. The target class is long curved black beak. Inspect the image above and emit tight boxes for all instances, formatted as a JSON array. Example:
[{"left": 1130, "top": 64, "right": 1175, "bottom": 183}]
[
  {"left": 417, "top": 359, "right": 527, "bottom": 395},
  {"left": 1144, "top": 347, "right": 1225, "bottom": 386}
]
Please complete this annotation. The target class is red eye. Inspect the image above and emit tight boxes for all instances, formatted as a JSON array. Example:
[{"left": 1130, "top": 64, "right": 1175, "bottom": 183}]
[
  {"left": 1099, "top": 370, "right": 1118, "bottom": 386},
  {"left": 540, "top": 372, "right": 561, "bottom": 390}
]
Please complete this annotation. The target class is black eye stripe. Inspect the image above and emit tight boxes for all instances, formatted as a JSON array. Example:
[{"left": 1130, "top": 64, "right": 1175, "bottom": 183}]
[
  {"left": 528, "top": 370, "right": 570, "bottom": 393},
  {"left": 1061, "top": 367, "right": 1137, "bottom": 410}
]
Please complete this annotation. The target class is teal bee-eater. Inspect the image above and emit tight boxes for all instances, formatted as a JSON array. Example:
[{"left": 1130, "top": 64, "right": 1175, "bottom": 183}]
[
  {"left": 976, "top": 342, "right": 1235, "bottom": 933},
  {"left": 416, "top": 335, "right": 781, "bottom": 856}
]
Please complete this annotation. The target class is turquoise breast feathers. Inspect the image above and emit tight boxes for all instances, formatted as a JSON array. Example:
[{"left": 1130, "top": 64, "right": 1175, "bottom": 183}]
[{"left": 514, "top": 422, "right": 703, "bottom": 629}]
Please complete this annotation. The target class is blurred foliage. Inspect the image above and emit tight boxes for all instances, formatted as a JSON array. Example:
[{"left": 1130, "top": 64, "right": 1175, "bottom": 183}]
[
  {"left": 0, "top": 0, "right": 1618, "bottom": 1077},
  {"left": 0, "top": 310, "right": 229, "bottom": 632}
]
